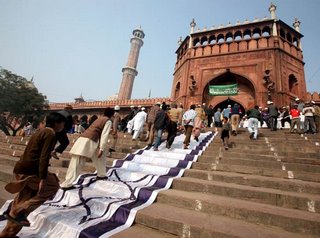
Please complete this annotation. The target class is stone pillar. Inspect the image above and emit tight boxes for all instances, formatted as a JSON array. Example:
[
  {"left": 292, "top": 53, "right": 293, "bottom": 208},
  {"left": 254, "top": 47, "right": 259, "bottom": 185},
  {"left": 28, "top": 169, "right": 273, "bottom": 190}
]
[{"left": 118, "top": 27, "right": 145, "bottom": 100}]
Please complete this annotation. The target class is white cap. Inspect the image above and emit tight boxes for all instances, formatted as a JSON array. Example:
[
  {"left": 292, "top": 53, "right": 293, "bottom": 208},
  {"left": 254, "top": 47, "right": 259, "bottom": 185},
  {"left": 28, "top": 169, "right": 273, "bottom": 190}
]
[
  {"left": 141, "top": 107, "right": 146, "bottom": 111},
  {"left": 228, "top": 105, "right": 231, "bottom": 108},
  {"left": 267, "top": 101, "right": 273, "bottom": 104},
  {"left": 295, "top": 98, "right": 300, "bottom": 101},
  {"left": 156, "top": 102, "right": 161, "bottom": 105},
  {"left": 138, "top": 105, "right": 142, "bottom": 108},
  {"left": 114, "top": 105, "right": 120, "bottom": 111},
  {"left": 130, "top": 105, "right": 134, "bottom": 108}
]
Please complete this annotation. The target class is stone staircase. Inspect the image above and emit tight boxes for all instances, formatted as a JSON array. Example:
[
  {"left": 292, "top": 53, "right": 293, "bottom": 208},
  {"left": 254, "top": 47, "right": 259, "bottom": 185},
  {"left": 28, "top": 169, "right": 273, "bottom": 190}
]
[{"left": 0, "top": 129, "right": 320, "bottom": 237}]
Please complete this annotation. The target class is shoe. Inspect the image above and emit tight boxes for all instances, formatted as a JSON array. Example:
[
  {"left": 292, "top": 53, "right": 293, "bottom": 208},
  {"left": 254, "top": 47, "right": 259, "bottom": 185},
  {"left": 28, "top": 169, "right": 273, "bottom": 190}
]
[
  {"left": 249, "top": 132, "right": 254, "bottom": 139},
  {"left": 225, "top": 146, "right": 229, "bottom": 150},
  {"left": 109, "top": 148, "right": 115, "bottom": 153},
  {"left": 96, "top": 176, "right": 107, "bottom": 180},
  {"left": 153, "top": 148, "right": 159, "bottom": 151},
  {"left": 183, "top": 145, "right": 188, "bottom": 149}
]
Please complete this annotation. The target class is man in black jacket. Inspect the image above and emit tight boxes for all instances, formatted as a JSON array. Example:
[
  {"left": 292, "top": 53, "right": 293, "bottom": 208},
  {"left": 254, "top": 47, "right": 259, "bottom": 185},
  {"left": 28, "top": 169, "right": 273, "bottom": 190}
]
[
  {"left": 246, "top": 105, "right": 262, "bottom": 140},
  {"left": 153, "top": 103, "right": 169, "bottom": 151},
  {"left": 267, "top": 101, "right": 278, "bottom": 131},
  {"left": 51, "top": 104, "right": 73, "bottom": 159}
]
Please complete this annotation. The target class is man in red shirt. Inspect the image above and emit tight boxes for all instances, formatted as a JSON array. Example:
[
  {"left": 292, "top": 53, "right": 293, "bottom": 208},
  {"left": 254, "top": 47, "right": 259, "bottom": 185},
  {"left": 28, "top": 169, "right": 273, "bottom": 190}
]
[{"left": 290, "top": 104, "right": 300, "bottom": 133}]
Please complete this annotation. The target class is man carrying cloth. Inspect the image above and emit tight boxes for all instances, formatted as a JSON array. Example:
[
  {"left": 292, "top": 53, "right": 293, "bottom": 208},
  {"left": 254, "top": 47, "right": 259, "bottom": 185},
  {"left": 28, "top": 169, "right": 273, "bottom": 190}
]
[{"left": 0, "top": 112, "right": 66, "bottom": 238}]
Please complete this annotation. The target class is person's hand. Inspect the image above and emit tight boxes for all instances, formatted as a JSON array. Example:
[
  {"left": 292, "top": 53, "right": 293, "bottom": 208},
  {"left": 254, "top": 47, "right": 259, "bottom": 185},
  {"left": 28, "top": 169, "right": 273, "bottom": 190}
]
[
  {"left": 51, "top": 151, "right": 59, "bottom": 160},
  {"left": 97, "top": 149, "right": 103, "bottom": 158}
]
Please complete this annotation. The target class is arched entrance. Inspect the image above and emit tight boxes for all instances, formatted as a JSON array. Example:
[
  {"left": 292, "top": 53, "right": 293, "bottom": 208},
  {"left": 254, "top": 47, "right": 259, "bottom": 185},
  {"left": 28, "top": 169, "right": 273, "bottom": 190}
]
[
  {"left": 213, "top": 98, "right": 245, "bottom": 116},
  {"left": 203, "top": 70, "right": 256, "bottom": 110}
]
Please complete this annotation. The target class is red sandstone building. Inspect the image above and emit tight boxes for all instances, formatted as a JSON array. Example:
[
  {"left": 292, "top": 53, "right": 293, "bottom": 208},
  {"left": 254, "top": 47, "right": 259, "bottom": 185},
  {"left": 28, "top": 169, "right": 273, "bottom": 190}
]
[
  {"left": 172, "top": 3, "right": 307, "bottom": 111},
  {"left": 49, "top": 3, "right": 319, "bottom": 114}
]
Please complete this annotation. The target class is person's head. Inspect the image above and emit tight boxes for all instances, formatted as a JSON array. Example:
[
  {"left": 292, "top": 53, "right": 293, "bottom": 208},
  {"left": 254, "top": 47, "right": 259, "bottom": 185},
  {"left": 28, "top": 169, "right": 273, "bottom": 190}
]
[
  {"left": 254, "top": 105, "right": 259, "bottom": 110},
  {"left": 293, "top": 104, "right": 298, "bottom": 108},
  {"left": 311, "top": 101, "right": 316, "bottom": 105},
  {"left": 171, "top": 103, "right": 177, "bottom": 109},
  {"left": 89, "top": 115, "right": 98, "bottom": 125},
  {"left": 190, "top": 104, "right": 196, "bottom": 110},
  {"left": 46, "top": 112, "right": 66, "bottom": 132},
  {"left": 114, "top": 105, "right": 120, "bottom": 111},
  {"left": 217, "top": 108, "right": 221, "bottom": 112},
  {"left": 80, "top": 115, "right": 88, "bottom": 122},
  {"left": 162, "top": 104, "right": 168, "bottom": 111},
  {"left": 295, "top": 98, "right": 300, "bottom": 102},
  {"left": 103, "top": 107, "right": 115, "bottom": 118},
  {"left": 228, "top": 105, "right": 231, "bottom": 108},
  {"left": 222, "top": 117, "right": 228, "bottom": 123}
]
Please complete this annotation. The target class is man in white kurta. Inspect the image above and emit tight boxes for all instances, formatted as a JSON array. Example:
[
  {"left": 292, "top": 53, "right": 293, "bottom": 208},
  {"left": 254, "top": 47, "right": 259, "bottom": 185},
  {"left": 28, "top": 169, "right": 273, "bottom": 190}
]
[
  {"left": 60, "top": 109, "right": 114, "bottom": 188},
  {"left": 132, "top": 107, "right": 147, "bottom": 140}
]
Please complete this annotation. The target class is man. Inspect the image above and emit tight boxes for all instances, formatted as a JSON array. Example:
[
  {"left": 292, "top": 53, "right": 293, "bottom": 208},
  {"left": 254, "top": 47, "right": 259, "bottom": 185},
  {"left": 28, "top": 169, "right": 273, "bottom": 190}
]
[
  {"left": 267, "top": 101, "right": 278, "bottom": 131},
  {"left": 52, "top": 104, "right": 73, "bottom": 159},
  {"left": 290, "top": 104, "right": 300, "bottom": 133},
  {"left": 206, "top": 105, "right": 214, "bottom": 127},
  {"left": 182, "top": 104, "right": 197, "bottom": 149},
  {"left": 166, "top": 103, "right": 182, "bottom": 149},
  {"left": 246, "top": 105, "right": 262, "bottom": 140},
  {"left": 222, "top": 105, "right": 231, "bottom": 119},
  {"left": 146, "top": 102, "right": 161, "bottom": 146},
  {"left": 109, "top": 105, "right": 121, "bottom": 153},
  {"left": 214, "top": 108, "right": 222, "bottom": 127},
  {"left": 295, "top": 98, "right": 305, "bottom": 112},
  {"left": 302, "top": 102, "right": 316, "bottom": 134},
  {"left": 132, "top": 107, "right": 147, "bottom": 141},
  {"left": 312, "top": 101, "right": 320, "bottom": 133},
  {"left": 153, "top": 104, "right": 169, "bottom": 151},
  {"left": 0, "top": 112, "right": 66, "bottom": 238},
  {"left": 230, "top": 103, "right": 241, "bottom": 135},
  {"left": 60, "top": 108, "right": 114, "bottom": 189}
]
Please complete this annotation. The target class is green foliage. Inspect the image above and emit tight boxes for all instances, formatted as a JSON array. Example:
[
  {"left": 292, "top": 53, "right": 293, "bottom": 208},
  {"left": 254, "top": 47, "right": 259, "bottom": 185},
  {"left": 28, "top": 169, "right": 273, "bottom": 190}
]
[{"left": 0, "top": 67, "right": 48, "bottom": 135}]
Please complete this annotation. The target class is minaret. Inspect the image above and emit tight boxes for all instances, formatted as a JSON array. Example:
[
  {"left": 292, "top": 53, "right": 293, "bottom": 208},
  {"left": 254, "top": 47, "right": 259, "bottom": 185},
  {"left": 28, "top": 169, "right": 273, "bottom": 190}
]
[
  {"left": 188, "top": 19, "right": 196, "bottom": 48},
  {"left": 269, "top": 3, "right": 278, "bottom": 36},
  {"left": 118, "top": 27, "right": 145, "bottom": 100}
]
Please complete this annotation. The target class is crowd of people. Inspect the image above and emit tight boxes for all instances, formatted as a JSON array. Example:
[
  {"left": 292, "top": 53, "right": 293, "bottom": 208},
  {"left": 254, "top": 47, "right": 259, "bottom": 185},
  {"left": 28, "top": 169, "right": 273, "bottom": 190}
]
[{"left": 1, "top": 98, "right": 319, "bottom": 237}]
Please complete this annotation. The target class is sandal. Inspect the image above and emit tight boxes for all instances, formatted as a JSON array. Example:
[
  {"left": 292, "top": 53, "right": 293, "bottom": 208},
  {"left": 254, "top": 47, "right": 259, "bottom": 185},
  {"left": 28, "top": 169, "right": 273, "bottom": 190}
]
[{"left": 4, "top": 212, "right": 30, "bottom": 227}]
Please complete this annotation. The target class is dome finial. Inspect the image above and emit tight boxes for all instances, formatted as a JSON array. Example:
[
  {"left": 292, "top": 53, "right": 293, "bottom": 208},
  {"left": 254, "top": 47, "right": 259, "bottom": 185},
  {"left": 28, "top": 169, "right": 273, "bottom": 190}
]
[{"left": 269, "top": 2, "right": 277, "bottom": 20}]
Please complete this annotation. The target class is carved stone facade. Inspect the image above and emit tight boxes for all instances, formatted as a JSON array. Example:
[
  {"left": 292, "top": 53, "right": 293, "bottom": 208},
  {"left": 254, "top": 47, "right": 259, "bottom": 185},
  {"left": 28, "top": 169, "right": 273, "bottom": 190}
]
[{"left": 171, "top": 4, "right": 307, "bottom": 110}]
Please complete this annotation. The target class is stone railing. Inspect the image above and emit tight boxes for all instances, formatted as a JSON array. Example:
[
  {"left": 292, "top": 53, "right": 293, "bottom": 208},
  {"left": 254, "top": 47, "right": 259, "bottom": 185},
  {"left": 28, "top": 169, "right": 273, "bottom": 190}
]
[
  {"left": 306, "top": 92, "right": 320, "bottom": 103},
  {"left": 48, "top": 97, "right": 171, "bottom": 110}
]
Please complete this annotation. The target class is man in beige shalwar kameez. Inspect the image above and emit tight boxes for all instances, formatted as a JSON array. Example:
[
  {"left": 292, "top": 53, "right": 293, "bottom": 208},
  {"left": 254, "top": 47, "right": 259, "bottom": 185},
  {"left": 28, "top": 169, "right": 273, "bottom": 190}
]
[{"left": 60, "top": 107, "right": 115, "bottom": 189}]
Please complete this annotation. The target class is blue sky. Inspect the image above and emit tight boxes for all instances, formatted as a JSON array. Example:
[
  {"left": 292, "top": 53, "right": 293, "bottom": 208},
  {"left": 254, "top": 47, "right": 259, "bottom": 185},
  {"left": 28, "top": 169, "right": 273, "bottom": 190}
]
[{"left": 1, "top": 0, "right": 319, "bottom": 103}]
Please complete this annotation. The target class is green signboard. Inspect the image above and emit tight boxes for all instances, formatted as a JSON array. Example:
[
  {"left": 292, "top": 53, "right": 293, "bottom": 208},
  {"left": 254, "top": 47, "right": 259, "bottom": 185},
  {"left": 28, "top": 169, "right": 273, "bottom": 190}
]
[{"left": 209, "top": 84, "right": 238, "bottom": 96}]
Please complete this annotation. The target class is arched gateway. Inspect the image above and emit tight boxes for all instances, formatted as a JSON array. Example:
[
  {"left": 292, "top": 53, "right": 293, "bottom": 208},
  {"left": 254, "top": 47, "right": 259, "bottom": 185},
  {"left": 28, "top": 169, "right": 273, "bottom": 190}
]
[
  {"left": 202, "top": 70, "right": 255, "bottom": 111},
  {"left": 171, "top": 3, "right": 306, "bottom": 111}
]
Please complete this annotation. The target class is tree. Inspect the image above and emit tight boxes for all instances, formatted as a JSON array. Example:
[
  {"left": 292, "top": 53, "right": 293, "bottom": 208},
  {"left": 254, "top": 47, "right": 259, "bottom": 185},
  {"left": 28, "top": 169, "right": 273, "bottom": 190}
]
[{"left": 0, "top": 67, "right": 48, "bottom": 136}]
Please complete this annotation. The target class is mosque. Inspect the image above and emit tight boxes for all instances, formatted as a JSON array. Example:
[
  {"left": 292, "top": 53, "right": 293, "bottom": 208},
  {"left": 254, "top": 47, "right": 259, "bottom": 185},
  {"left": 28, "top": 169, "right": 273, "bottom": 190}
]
[{"left": 48, "top": 3, "right": 319, "bottom": 115}]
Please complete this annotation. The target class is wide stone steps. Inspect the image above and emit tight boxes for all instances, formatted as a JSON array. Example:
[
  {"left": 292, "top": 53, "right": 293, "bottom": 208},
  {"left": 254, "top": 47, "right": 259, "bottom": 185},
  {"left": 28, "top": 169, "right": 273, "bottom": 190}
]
[
  {"left": 110, "top": 224, "right": 178, "bottom": 238},
  {"left": 172, "top": 177, "right": 320, "bottom": 213},
  {"left": 1, "top": 129, "right": 320, "bottom": 237},
  {"left": 134, "top": 203, "right": 312, "bottom": 238},
  {"left": 156, "top": 189, "right": 320, "bottom": 237},
  {"left": 184, "top": 169, "right": 320, "bottom": 194}
]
